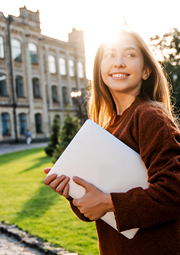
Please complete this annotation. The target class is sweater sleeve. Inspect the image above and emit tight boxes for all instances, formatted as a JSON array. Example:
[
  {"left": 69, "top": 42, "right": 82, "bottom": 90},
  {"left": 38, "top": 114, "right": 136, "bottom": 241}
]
[{"left": 111, "top": 106, "right": 180, "bottom": 232}]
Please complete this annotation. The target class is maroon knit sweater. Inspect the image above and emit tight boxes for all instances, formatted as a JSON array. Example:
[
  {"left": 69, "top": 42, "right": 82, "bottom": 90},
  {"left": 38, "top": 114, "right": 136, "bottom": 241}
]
[{"left": 69, "top": 97, "right": 180, "bottom": 255}]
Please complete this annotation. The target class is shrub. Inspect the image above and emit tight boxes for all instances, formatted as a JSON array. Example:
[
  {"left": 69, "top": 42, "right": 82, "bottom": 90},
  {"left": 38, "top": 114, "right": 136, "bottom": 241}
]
[
  {"left": 45, "top": 116, "right": 60, "bottom": 156},
  {"left": 52, "top": 112, "right": 80, "bottom": 163}
]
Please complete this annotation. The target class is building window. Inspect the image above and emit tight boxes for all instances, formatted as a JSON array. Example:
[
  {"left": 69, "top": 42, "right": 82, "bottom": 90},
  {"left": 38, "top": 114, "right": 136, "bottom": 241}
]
[
  {"left": 59, "top": 58, "right": 66, "bottom": 75},
  {"left": 11, "top": 39, "right": 22, "bottom": 61},
  {"left": 0, "top": 36, "right": 4, "bottom": 59},
  {"left": 1, "top": 113, "right": 10, "bottom": 135},
  {"left": 16, "top": 76, "right": 24, "bottom": 97},
  {"left": 48, "top": 55, "right": 56, "bottom": 74},
  {"left": 62, "top": 86, "right": 69, "bottom": 105},
  {"left": 29, "top": 43, "right": 38, "bottom": 64},
  {"left": 19, "top": 113, "right": 26, "bottom": 135},
  {"left": 35, "top": 113, "right": 42, "bottom": 133},
  {"left": 52, "top": 85, "right": 58, "bottom": 103},
  {"left": 33, "top": 78, "right": 40, "bottom": 98},
  {"left": 69, "top": 60, "right": 75, "bottom": 77},
  {"left": 0, "top": 73, "right": 6, "bottom": 96},
  {"left": 71, "top": 88, "right": 78, "bottom": 105},
  {"left": 77, "top": 62, "right": 84, "bottom": 78}
]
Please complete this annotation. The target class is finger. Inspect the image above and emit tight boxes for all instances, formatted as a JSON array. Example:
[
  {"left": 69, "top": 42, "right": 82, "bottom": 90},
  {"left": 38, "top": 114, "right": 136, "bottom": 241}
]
[
  {"left": 62, "top": 183, "right": 70, "bottom": 198},
  {"left": 49, "top": 175, "right": 67, "bottom": 190},
  {"left": 44, "top": 168, "right": 51, "bottom": 174},
  {"left": 72, "top": 176, "right": 91, "bottom": 190},
  {"left": 56, "top": 176, "right": 70, "bottom": 194},
  {"left": 44, "top": 173, "right": 57, "bottom": 185},
  {"left": 73, "top": 198, "right": 79, "bottom": 207}
]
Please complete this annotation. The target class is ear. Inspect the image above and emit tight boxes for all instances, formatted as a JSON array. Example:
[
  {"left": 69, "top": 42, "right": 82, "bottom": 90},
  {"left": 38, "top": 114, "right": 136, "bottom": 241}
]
[{"left": 142, "top": 66, "right": 152, "bottom": 80}]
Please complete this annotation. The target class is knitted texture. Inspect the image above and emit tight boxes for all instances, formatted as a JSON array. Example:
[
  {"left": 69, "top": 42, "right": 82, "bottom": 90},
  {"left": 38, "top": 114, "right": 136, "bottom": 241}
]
[{"left": 70, "top": 97, "right": 180, "bottom": 255}]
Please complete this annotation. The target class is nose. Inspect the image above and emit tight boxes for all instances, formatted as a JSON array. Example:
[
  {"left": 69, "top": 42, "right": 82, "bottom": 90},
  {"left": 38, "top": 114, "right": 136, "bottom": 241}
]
[{"left": 113, "top": 57, "right": 125, "bottom": 68}]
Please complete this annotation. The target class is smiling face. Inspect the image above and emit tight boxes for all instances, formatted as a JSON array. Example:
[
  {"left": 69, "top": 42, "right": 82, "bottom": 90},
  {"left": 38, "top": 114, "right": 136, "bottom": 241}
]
[{"left": 100, "top": 33, "right": 149, "bottom": 98}]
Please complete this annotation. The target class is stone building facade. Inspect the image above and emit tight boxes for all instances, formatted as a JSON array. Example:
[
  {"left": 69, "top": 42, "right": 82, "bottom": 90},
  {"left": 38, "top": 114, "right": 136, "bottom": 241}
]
[{"left": 0, "top": 6, "right": 88, "bottom": 143}]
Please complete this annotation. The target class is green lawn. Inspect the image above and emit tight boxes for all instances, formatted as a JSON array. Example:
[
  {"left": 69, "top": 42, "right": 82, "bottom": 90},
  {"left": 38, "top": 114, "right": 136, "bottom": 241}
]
[{"left": 0, "top": 148, "right": 99, "bottom": 255}]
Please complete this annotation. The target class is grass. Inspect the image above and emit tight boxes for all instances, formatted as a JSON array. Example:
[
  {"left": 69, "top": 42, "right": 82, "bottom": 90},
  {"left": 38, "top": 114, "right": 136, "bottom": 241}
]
[{"left": 0, "top": 148, "right": 99, "bottom": 255}]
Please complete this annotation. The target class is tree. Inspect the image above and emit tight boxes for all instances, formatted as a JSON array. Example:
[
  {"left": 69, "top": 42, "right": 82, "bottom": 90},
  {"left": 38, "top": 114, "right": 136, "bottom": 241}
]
[
  {"left": 52, "top": 112, "right": 80, "bottom": 163},
  {"left": 44, "top": 116, "right": 60, "bottom": 156},
  {"left": 149, "top": 28, "right": 180, "bottom": 108}
]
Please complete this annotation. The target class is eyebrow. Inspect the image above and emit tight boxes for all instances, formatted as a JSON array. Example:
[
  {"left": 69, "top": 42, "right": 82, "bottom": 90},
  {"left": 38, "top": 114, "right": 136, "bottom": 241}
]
[{"left": 104, "top": 47, "right": 138, "bottom": 53}]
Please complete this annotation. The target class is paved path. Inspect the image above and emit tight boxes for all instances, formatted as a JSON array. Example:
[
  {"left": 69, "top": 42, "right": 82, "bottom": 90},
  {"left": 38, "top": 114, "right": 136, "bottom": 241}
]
[
  {"left": 0, "top": 233, "right": 45, "bottom": 255},
  {"left": 0, "top": 143, "right": 47, "bottom": 156}
]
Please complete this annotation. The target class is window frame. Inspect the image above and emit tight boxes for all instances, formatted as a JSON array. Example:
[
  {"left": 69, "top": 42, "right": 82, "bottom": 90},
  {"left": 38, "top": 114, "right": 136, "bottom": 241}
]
[
  {"left": 52, "top": 85, "right": 58, "bottom": 103},
  {"left": 77, "top": 61, "right": 84, "bottom": 78},
  {"left": 32, "top": 78, "right": 40, "bottom": 98},
  {"left": 48, "top": 55, "right": 56, "bottom": 74},
  {"left": 18, "top": 113, "right": 26, "bottom": 135},
  {"left": 1, "top": 112, "right": 11, "bottom": 136},
  {"left": 29, "top": 43, "right": 38, "bottom": 64},
  {"left": 0, "top": 36, "right": 4, "bottom": 59},
  {"left": 59, "top": 57, "right": 66, "bottom": 76},
  {"left": 35, "top": 113, "right": 42, "bottom": 133},
  {"left": 11, "top": 38, "right": 22, "bottom": 62},
  {"left": 62, "top": 86, "right": 69, "bottom": 105},
  {"left": 16, "top": 75, "right": 24, "bottom": 98},
  {"left": 0, "top": 73, "right": 7, "bottom": 96},
  {"left": 68, "top": 60, "right": 75, "bottom": 77}
]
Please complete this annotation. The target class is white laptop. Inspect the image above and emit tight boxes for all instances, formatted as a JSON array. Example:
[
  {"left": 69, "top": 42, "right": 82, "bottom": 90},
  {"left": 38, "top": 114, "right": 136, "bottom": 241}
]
[{"left": 47, "top": 119, "right": 149, "bottom": 239}]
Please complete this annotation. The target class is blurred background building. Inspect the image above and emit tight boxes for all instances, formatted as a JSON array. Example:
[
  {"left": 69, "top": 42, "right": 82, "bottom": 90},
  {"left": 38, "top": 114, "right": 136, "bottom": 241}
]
[{"left": 0, "top": 6, "right": 88, "bottom": 143}]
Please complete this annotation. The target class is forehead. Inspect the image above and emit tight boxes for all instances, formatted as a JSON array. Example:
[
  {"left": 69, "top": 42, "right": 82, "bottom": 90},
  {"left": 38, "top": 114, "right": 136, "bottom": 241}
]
[{"left": 104, "top": 34, "right": 140, "bottom": 52}]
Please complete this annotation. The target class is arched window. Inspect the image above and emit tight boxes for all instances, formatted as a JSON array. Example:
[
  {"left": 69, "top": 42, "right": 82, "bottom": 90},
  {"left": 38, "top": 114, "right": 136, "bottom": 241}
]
[
  {"left": 19, "top": 113, "right": 26, "bottom": 134},
  {"left": 48, "top": 55, "right": 56, "bottom": 74},
  {"left": 35, "top": 113, "right": 42, "bottom": 133},
  {"left": 52, "top": 85, "right": 58, "bottom": 103},
  {"left": 62, "top": 86, "right": 69, "bottom": 105},
  {"left": 33, "top": 78, "right": 40, "bottom": 98},
  {"left": 59, "top": 58, "right": 66, "bottom": 75},
  {"left": 0, "top": 73, "right": 6, "bottom": 96},
  {"left": 1, "top": 113, "right": 10, "bottom": 135},
  {"left": 77, "top": 62, "right": 84, "bottom": 78},
  {"left": 69, "top": 60, "right": 75, "bottom": 77},
  {"left": 11, "top": 39, "right": 21, "bottom": 61},
  {"left": 0, "top": 36, "right": 4, "bottom": 59},
  {"left": 16, "top": 76, "right": 24, "bottom": 97},
  {"left": 29, "top": 43, "right": 38, "bottom": 64}
]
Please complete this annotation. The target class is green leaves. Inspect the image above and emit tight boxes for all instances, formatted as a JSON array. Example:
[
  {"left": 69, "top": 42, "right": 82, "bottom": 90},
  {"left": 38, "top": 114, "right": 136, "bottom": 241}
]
[{"left": 52, "top": 112, "right": 80, "bottom": 163}]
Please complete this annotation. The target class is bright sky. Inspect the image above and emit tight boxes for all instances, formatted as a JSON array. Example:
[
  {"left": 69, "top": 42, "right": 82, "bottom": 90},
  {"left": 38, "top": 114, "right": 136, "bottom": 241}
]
[{"left": 1, "top": 0, "right": 180, "bottom": 79}]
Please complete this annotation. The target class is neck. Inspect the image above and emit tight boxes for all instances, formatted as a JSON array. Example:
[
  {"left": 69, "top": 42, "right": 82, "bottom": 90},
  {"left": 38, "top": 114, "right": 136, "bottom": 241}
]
[{"left": 110, "top": 91, "right": 137, "bottom": 115}]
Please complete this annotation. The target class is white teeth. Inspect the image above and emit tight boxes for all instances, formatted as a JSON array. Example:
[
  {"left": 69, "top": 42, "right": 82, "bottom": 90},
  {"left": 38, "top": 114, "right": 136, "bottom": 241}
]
[{"left": 112, "top": 74, "right": 127, "bottom": 78}]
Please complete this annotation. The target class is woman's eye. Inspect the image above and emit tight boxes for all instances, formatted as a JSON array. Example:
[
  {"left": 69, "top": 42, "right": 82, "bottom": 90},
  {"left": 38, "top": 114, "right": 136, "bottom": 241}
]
[
  {"left": 104, "top": 53, "right": 114, "bottom": 58},
  {"left": 126, "top": 53, "right": 135, "bottom": 58}
]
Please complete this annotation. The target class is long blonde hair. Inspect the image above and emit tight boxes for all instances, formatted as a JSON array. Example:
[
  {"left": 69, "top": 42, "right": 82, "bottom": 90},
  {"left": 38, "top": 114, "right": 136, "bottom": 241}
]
[{"left": 88, "top": 30, "right": 175, "bottom": 128}]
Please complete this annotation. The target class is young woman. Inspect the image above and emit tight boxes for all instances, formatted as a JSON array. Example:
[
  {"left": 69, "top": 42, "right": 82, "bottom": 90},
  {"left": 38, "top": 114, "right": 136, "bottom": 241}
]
[{"left": 44, "top": 29, "right": 180, "bottom": 255}]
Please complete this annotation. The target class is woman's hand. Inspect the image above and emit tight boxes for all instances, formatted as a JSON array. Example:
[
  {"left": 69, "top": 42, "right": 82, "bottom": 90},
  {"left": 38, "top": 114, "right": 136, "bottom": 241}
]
[
  {"left": 44, "top": 168, "right": 70, "bottom": 198},
  {"left": 72, "top": 176, "right": 114, "bottom": 221}
]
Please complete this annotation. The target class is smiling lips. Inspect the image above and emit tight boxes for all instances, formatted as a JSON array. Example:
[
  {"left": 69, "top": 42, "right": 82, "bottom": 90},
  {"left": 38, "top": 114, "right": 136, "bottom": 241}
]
[{"left": 109, "top": 72, "right": 130, "bottom": 79}]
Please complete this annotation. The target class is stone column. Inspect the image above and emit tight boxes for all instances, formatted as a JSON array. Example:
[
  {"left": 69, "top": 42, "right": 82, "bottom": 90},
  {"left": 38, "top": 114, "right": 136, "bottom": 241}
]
[
  {"left": 55, "top": 48, "right": 62, "bottom": 108},
  {"left": 39, "top": 40, "right": 49, "bottom": 137},
  {"left": 44, "top": 46, "right": 53, "bottom": 109},
  {"left": 23, "top": 34, "right": 35, "bottom": 138},
  {"left": 65, "top": 51, "right": 73, "bottom": 107}
]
